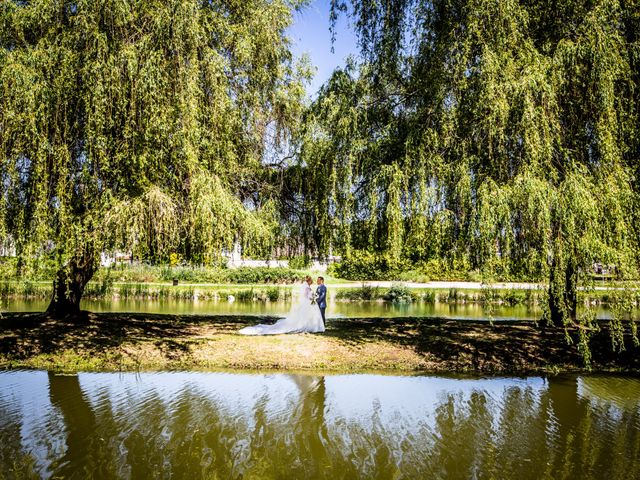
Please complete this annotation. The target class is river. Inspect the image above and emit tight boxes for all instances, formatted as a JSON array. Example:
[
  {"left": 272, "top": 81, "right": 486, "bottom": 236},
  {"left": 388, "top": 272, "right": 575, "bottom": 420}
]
[
  {"left": 1, "top": 370, "right": 639, "bottom": 479},
  {"left": 0, "top": 297, "right": 628, "bottom": 321}
]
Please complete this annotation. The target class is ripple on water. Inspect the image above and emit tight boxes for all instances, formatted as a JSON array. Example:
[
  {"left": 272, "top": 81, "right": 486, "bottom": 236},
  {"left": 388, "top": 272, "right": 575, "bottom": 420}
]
[{"left": 0, "top": 370, "right": 639, "bottom": 479}]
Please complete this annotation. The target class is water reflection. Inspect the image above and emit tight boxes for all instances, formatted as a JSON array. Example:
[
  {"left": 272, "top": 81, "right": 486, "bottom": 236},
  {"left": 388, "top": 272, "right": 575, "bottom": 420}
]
[
  {"left": 1, "top": 371, "right": 639, "bottom": 479},
  {"left": 3, "top": 298, "right": 629, "bottom": 322}
]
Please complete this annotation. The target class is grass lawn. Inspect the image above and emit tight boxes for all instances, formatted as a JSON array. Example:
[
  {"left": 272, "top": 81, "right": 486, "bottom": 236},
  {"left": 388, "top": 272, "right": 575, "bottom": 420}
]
[{"left": 1, "top": 313, "right": 639, "bottom": 374}]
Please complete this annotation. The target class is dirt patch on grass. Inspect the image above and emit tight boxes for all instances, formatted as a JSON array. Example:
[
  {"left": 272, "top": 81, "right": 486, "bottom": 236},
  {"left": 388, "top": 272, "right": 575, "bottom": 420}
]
[{"left": 1, "top": 313, "right": 639, "bottom": 373}]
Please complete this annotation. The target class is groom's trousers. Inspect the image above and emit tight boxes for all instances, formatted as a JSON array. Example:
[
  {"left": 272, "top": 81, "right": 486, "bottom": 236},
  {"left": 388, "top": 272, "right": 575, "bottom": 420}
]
[{"left": 320, "top": 307, "right": 326, "bottom": 326}]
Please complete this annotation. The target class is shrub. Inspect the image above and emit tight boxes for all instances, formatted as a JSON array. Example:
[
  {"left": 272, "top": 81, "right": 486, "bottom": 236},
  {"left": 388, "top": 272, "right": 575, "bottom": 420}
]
[
  {"left": 266, "top": 287, "right": 280, "bottom": 301},
  {"left": 84, "top": 276, "right": 114, "bottom": 298},
  {"left": 358, "top": 284, "right": 379, "bottom": 300},
  {"left": 332, "top": 254, "right": 484, "bottom": 282},
  {"left": 335, "top": 284, "right": 381, "bottom": 301},
  {"left": 524, "top": 289, "right": 543, "bottom": 305},
  {"left": 99, "top": 264, "right": 156, "bottom": 283},
  {"left": 222, "top": 267, "right": 304, "bottom": 284},
  {"left": 414, "top": 259, "right": 449, "bottom": 281},
  {"left": 169, "top": 252, "right": 181, "bottom": 267},
  {"left": 0, "top": 258, "right": 18, "bottom": 280},
  {"left": 178, "top": 287, "right": 195, "bottom": 300},
  {"left": 116, "top": 283, "right": 152, "bottom": 299},
  {"left": 118, "top": 283, "right": 133, "bottom": 298},
  {"left": 234, "top": 289, "right": 255, "bottom": 301},
  {"left": 96, "top": 264, "right": 305, "bottom": 284},
  {"left": 383, "top": 283, "right": 414, "bottom": 303},
  {"left": 421, "top": 291, "right": 436, "bottom": 303},
  {"left": 336, "top": 283, "right": 416, "bottom": 303},
  {"left": 396, "top": 270, "right": 430, "bottom": 283},
  {"left": 0, "top": 282, "right": 12, "bottom": 298},
  {"left": 158, "top": 265, "right": 219, "bottom": 283},
  {"left": 329, "top": 250, "right": 405, "bottom": 281},
  {"left": 479, "top": 287, "right": 499, "bottom": 303},
  {"left": 503, "top": 289, "right": 526, "bottom": 306},
  {"left": 0, "top": 281, "right": 51, "bottom": 299},
  {"left": 22, "top": 280, "right": 35, "bottom": 297},
  {"left": 464, "top": 270, "right": 484, "bottom": 282},
  {"left": 447, "top": 288, "right": 459, "bottom": 302},
  {"left": 288, "top": 255, "right": 311, "bottom": 270}
]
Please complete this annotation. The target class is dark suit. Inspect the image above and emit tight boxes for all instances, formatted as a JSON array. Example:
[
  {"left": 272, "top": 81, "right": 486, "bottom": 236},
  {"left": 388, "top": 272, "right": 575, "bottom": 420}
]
[{"left": 316, "top": 284, "right": 327, "bottom": 326}]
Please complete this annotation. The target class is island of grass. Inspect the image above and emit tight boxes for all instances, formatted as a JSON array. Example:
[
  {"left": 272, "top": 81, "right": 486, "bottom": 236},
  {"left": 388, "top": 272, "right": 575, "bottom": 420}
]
[
  {"left": 1, "top": 313, "right": 639, "bottom": 374},
  {"left": 1, "top": 263, "right": 639, "bottom": 374}
]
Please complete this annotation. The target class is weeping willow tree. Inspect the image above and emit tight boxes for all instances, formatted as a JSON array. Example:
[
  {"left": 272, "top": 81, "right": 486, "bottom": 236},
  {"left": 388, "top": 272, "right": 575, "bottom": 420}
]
[
  {"left": 296, "top": 0, "right": 639, "bottom": 340},
  {"left": 0, "top": 0, "right": 308, "bottom": 316}
]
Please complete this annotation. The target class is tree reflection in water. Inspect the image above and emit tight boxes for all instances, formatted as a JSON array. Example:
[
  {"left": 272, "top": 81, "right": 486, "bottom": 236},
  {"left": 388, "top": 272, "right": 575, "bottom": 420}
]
[{"left": 0, "top": 371, "right": 639, "bottom": 479}]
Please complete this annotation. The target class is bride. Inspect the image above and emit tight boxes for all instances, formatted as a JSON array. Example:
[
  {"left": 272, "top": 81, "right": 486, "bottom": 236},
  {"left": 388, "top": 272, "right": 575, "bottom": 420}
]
[{"left": 239, "top": 276, "right": 325, "bottom": 335}]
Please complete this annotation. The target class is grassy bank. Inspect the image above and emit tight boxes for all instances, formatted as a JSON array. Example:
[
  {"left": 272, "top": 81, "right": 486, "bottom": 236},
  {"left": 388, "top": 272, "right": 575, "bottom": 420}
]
[
  {"left": 1, "top": 313, "right": 639, "bottom": 374},
  {"left": 335, "top": 284, "right": 549, "bottom": 305},
  {"left": 3, "top": 281, "right": 638, "bottom": 309},
  {"left": 0, "top": 282, "right": 296, "bottom": 302}
]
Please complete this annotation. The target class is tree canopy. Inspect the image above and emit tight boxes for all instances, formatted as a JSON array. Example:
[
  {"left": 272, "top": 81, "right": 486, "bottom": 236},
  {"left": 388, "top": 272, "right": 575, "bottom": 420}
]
[
  {"left": 1, "top": 0, "right": 639, "bottom": 347},
  {"left": 0, "top": 0, "right": 309, "bottom": 314},
  {"left": 289, "top": 0, "right": 640, "bottom": 346}
]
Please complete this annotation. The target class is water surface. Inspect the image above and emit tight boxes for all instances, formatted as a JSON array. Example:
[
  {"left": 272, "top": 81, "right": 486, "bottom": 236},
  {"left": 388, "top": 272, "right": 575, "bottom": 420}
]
[
  {"left": 1, "top": 370, "right": 639, "bottom": 479},
  {"left": 2, "top": 298, "right": 625, "bottom": 322}
]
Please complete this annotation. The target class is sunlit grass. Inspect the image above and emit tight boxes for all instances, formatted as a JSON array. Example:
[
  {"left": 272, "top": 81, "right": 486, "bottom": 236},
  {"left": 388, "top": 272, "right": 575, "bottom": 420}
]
[{"left": 2, "top": 313, "right": 638, "bottom": 374}]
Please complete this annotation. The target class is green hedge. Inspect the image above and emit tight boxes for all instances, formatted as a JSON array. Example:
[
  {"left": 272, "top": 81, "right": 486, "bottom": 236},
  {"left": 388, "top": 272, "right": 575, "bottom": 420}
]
[
  {"left": 288, "top": 255, "right": 312, "bottom": 270},
  {"left": 0, "top": 260, "right": 307, "bottom": 285},
  {"left": 328, "top": 251, "right": 401, "bottom": 281},
  {"left": 95, "top": 265, "right": 306, "bottom": 284},
  {"left": 328, "top": 252, "right": 481, "bottom": 282},
  {"left": 221, "top": 267, "right": 304, "bottom": 284}
]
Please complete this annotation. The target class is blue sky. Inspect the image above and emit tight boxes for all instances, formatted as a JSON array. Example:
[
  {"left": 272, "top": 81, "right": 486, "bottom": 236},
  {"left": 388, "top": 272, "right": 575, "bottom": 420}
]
[{"left": 287, "top": 0, "right": 359, "bottom": 98}]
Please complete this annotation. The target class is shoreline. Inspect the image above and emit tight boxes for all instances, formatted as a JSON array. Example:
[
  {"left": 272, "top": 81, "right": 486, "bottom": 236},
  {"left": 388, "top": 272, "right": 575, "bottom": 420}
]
[
  {"left": 1, "top": 280, "right": 629, "bottom": 308},
  {"left": 1, "top": 279, "right": 627, "bottom": 290},
  {"left": 1, "top": 313, "right": 639, "bottom": 374}
]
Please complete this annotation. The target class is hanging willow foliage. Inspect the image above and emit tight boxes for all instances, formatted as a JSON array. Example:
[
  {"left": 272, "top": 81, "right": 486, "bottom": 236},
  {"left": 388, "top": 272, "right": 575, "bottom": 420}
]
[
  {"left": 0, "top": 0, "right": 308, "bottom": 315},
  {"left": 292, "top": 0, "right": 640, "bottom": 356}
]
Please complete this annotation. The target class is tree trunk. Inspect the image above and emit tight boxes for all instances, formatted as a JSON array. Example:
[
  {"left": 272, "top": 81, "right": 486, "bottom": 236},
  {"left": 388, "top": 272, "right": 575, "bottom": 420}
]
[
  {"left": 548, "top": 259, "right": 562, "bottom": 326},
  {"left": 46, "top": 252, "right": 96, "bottom": 318},
  {"left": 564, "top": 259, "right": 578, "bottom": 323},
  {"left": 548, "top": 257, "right": 578, "bottom": 326}
]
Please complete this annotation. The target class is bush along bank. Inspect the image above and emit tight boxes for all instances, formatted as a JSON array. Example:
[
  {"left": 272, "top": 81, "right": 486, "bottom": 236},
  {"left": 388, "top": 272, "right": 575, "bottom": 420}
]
[
  {"left": 0, "top": 282, "right": 294, "bottom": 302},
  {"left": 1, "top": 280, "right": 638, "bottom": 309},
  {"left": 114, "top": 285, "right": 293, "bottom": 302},
  {"left": 333, "top": 284, "right": 640, "bottom": 308}
]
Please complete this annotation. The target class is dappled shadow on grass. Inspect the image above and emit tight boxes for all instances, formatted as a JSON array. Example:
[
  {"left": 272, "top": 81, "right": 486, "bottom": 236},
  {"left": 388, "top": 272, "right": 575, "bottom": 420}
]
[
  {"left": 0, "top": 313, "right": 278, "bottom": 362},
  {"left": 1, "top": 312, "right": 639, "bottom": 372},
  {"left": 323, "top": 317, "right": 640, "bottom": 372}
]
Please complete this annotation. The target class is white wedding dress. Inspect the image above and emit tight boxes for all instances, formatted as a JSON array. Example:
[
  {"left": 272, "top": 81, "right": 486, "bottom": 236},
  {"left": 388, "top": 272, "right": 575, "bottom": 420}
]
[{"left": 239, "top": 282, "right": 325, "bottom": 335}]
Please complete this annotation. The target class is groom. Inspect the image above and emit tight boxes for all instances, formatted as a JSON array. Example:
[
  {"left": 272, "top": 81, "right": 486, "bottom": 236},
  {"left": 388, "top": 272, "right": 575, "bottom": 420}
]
[{"left": 316, "top": 276, "right": 327, "bottom": 326}]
